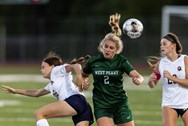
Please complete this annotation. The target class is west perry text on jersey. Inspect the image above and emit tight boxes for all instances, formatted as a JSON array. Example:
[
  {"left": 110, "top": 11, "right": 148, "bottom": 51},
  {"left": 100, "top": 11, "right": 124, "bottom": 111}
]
[{"left": 95, "top": 70, "right": 119, "bottom": 75}]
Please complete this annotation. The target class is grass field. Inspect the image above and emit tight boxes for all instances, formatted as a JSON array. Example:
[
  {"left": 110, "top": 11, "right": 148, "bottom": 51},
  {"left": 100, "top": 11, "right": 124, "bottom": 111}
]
[{"left": 0, "top": 65, "right": 184, "bottom": 126}]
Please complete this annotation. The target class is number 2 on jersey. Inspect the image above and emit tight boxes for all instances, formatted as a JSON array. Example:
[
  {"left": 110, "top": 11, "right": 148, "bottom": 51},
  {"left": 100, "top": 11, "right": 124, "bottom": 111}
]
[
  {"left": 168, "top": 74, "right": 177, "bottom": 84},
  {"left": 104, "top": 76, "right": 109, "bottom": 84}
]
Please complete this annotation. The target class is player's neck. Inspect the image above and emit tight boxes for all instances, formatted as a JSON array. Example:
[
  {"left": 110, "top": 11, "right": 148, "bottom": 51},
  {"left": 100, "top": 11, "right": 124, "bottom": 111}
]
[{"left": 167, "top": 53, "right": 179, "bottom": 62}]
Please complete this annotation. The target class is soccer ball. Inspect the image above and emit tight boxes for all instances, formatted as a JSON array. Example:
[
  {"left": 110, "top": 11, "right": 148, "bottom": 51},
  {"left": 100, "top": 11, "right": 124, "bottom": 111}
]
[{"left": 122, "top": 18, "right": 143, "bottom": 39}]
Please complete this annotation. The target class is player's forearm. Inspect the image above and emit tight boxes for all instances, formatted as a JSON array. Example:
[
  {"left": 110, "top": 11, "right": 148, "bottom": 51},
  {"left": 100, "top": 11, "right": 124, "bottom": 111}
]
[
  {"left": 138, "top": 74, "right": 144, "bottom": 84},
  {"left": 15, "top": 89, "right": 39, "bottom": 97},
  {"left": 73, "top": 64, "right": 82, "bottom": 75},
  {"left": 72, "top": 64, "right": 84, "bottom": 90},
  {"left": 168, "top": 77, "right": 188, "bottom": 87}
]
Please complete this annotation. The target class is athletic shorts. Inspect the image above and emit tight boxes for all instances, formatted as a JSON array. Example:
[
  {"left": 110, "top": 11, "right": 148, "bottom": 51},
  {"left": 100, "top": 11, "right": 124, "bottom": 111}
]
[
  {"left": 65, "top": 94, "right": 94, "bottom": 125},
  {"left": 94, "top": 99, "right": 133, "bottom": 124},
  {"left": 173, "top": 108, "right": 188, "bottom": 117}
]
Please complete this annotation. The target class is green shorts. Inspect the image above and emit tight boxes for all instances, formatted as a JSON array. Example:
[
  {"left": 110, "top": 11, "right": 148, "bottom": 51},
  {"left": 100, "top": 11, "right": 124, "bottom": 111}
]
[{"left": 94, "top": 100, "right": 133, "bottom": 124}]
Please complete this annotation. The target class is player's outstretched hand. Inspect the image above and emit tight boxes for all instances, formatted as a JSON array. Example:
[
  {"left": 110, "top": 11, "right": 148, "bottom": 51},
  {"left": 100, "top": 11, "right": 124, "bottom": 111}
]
[{"left": 1, "top": 85, "right": 16, "bottom": 94}]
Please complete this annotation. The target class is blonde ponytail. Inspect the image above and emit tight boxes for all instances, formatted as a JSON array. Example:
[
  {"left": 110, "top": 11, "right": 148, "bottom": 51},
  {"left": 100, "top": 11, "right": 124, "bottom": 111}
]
[{"left": 109, "top": 13, "right": 122, "bottom": 37}]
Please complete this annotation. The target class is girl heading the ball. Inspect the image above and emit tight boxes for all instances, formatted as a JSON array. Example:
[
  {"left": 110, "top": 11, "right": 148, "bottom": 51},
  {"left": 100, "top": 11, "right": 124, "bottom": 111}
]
[{"left": 82, "top": 13, "right": 144, "bottom": 126}]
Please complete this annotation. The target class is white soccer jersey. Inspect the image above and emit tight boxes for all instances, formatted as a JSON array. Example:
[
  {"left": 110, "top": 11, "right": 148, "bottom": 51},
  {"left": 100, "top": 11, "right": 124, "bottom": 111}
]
[
  {"left": 159, "top": 55, "right": 188, "bottom": 108},
  {"left": 45, "top": 64, "right": 84, "bottom": 101}
]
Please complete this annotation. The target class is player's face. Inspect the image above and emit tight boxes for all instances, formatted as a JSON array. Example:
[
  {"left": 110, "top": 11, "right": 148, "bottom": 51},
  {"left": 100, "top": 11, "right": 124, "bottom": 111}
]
[
  {"left": 102, "top": 40, "right": 117, "bottom": 59},
  {"left": 41, "top": 62, "right": 54, "bottom": 79},
  {"left": 160, "top": 38, "right": 176, "bottom": 55}
]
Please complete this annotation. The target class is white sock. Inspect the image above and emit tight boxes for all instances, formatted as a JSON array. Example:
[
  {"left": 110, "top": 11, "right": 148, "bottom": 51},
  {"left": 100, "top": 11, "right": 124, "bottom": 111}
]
[{"left": 36, "top": 119, "right": 49, "bottom": 126}]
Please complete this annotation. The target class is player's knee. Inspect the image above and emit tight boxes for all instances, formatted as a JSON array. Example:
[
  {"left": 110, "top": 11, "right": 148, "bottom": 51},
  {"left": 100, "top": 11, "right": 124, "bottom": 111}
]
[
  {"left": 76, "top": 121, "right": 89, "bottom": 126},
  {"left": 34, "top": 109, "right": 44, "bottom": 120}
]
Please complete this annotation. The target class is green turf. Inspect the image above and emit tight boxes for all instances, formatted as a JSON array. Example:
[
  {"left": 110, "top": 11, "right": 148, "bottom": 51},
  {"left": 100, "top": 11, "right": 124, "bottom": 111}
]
[{"left": 0, "top": 81, "right": 184, "bottom": 126}]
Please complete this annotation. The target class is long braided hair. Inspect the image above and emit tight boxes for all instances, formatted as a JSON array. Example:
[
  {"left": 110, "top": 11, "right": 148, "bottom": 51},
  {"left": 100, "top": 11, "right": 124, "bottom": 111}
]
[{"left": 98, "top": 13, "right": 123, "bottom": 54}]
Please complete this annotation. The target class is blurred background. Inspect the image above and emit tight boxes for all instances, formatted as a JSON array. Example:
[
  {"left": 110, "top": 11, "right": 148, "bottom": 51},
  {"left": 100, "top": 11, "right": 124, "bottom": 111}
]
[
  {"left": 0, "top": 0, "right": 188, "bottom": 66},
  {"left": 0, "top": 1, "right": 188, "bottom": 126}
]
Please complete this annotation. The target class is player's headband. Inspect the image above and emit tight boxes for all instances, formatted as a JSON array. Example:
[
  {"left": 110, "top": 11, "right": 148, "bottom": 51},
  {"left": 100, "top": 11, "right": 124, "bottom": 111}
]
[{"left": 162, "top": 34, "right": 176, "bottom": 44}]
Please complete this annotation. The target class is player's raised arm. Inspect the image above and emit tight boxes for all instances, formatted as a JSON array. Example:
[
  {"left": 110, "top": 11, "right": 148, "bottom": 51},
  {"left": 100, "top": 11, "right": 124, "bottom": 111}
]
[{"left": 65, "top": 63, "right": 83, "bottom": 92}]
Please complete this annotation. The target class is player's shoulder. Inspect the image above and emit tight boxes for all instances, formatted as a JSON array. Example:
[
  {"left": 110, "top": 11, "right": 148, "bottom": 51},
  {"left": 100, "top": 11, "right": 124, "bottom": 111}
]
[
  {"left": 182, "top": 54, "right": 188, "bottom": 58},
  {"left": 52, "top": 64, "right": 67, "bottom": 71},
  {"left": 52, "top": 65, "right": 62, "bottom": 72},
  {"left": 117, "top": 54, "right": 128, "bottom": 61},
  {"left": 51, "top": 64, "right": 67, "bottom": 75},
  {"left": 182, "top": 54, "right": 188, "bottom": 62},
  {"left": 174, "top": 54, "right": 188, "bottom": 63}
]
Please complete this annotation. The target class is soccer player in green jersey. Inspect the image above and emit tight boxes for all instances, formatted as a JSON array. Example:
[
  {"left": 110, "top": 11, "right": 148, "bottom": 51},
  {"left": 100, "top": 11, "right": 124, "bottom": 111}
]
[{"left": 82, "top": 13, "right": 144, "bottom": 126}]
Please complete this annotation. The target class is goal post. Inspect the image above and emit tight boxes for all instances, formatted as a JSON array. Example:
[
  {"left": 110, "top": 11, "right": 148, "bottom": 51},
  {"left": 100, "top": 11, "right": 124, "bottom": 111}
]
[{"left": 161, "top": 5, "right": 188, "bottom": 37}]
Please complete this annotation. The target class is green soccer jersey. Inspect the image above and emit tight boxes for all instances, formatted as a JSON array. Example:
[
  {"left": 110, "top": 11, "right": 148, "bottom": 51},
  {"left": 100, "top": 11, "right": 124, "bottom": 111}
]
[{"left": 83, "top": 53, "right": 134, "bottom": 108}]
